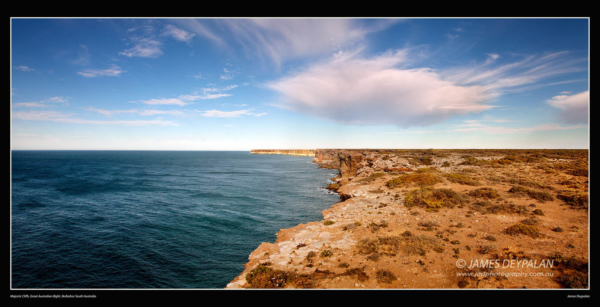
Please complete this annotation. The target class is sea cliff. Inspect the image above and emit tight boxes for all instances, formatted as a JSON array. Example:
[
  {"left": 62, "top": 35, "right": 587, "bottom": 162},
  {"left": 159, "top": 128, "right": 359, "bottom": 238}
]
[
  {"left": 226, "top": 149, "right": 589, "bottom": 289},
  {"left": 251, "top": 149, "right": 316, "bottom": 157}
]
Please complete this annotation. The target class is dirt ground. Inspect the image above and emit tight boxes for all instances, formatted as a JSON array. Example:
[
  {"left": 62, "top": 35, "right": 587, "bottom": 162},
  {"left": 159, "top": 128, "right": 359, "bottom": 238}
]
[{"left": 226, "top": 149, "right": 589, "bottom": 289}]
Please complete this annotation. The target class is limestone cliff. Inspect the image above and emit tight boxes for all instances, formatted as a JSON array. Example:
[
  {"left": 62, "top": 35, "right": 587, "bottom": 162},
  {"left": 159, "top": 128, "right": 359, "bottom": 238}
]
[{"left": 251, "top": 149, "right": 316, "bottom": 157}]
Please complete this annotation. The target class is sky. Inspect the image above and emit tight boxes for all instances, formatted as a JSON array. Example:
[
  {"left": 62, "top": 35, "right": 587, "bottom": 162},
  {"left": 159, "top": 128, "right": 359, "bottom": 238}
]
[{"left": 11, "top": 18, "right": 589, "bottom": 150}]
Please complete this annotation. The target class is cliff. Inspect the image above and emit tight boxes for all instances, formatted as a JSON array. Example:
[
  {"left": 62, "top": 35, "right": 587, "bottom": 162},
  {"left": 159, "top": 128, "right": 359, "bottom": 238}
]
[
  {"left": 226, "top": 149, "right": 589, "bottom": 289},
  {"left": 251, "top": 149, "right": 316, "bottom": 157}
]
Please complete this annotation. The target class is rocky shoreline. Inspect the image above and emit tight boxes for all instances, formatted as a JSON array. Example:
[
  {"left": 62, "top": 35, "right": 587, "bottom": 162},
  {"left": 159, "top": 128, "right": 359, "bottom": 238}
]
[{"left": 226, "top": 149, "right": 588, "bottom": 289}]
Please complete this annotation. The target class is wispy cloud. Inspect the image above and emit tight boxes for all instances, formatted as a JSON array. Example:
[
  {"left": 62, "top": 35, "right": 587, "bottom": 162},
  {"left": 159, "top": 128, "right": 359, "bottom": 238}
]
[
  {"left": 14, "top": 66, "right": 35, "bottom": 72},
  {"left": 172, "top": 19, "right": 398, "bottom": 67},
  {"left": 120, "top": 22, "right": 195, "bottom": 58},
  {"left": 13, "top": 102, "right": 47, "bottom": 108},
  {"left": 45, "top": 96, "right": 70, "bottom": 105},
  {"left": 179, "top": 84, "right": 238, "bottom": 101},
  {"left": 86, "top": 107, "right": 184, "bottom": 117},
  {"left": 119, "top": 37, "right": 163, "bottom": 58},
  {"left": 70, "top": 44, "right": 91, "bottom": 66},
  {"left": 140, "top": 98, "right": 190, "bottom": 106},
  {"left": 13, "top": 111, "right": 179, "bottom": 126},
  {"left": 195, "top": 109, "right": 253, "bottom": 117},
  {"left": 162, "top": 24, "right": 195, "bottom": 43},
  {"left": 546, "top": 91, "right": 589, "bottom": 124},
  {"left": 77, "top": 64, "right": 126, "bottom": 77}
]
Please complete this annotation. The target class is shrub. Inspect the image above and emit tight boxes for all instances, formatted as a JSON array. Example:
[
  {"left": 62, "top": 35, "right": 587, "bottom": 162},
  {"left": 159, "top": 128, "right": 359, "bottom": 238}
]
[
  {"left": 386, "top": 173, "right": 441, "bottom": 188},
  {"left": 468, "top": 187, "right": 500, "bottom": 198},
  {"left": 520, "top": 216, "right": 541, "bottom": 225},
  {"left": 445, "top": 173, "right": 481, "bottom": 186},
  {"left": 320, "top": 250, "right": 333, "bottom": 258},
  {"left": 324, "top": 220, "right": 335, "bottom": 226},
  {"left": 460, "top": 156, "right": 490, "bottom": 166},
  {"left": 558, "top": 271, "right": 588, "bottom": 288},
  {"left": 509, "top": 186, "right": 555, "bottom": 203},
  {"left": 557, "top": 191, "right": 588, "bottom": 209},
  {"left": 504, "top": 223, "right": 542, "bottom": 238},
  {"left": 358, "top": 235, "right": 442, "bottom": 257},
  {"left": 376, "top": 269, "right": 396, "bottom": 284},
  {"left": 404, "top": 187, "right": 466, "bottom": 210},
  {"left": 533, "top": 209, "right": 545, "bottom": 216}
]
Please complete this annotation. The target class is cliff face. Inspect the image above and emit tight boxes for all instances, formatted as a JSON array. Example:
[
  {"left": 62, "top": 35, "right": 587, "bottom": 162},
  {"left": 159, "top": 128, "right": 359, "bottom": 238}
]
[
  {"left": 312, "top": 149, "right": 365, "bottom": 178},
  {"left": 251, "top": 149, "right": 316, "bottom": 157}
]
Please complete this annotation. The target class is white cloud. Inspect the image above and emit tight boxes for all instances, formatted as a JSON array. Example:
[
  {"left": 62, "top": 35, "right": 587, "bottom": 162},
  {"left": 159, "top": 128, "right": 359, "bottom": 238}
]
[
  {"left": 13, "top": 102, "right": 47, "bottom": 108},
  {"left": 179, "top": 85, "right": 237, "bottom": 101},
  {"left": 267, "top": 49, "right": 494, "bottom": 127},
  {"left": 267, "top": 48, "right": 585, "bottom": 127},
  {"left": 14, "top": 66, "right": 35, "bottom": 72},
  {"left": 140, "top": 98, "right": 190, "bottom": 106},
  {"left": 86, "top": 107, "right": 139, "bottom": 116},
  {"left": 163, "top": 24, "right": 195, "bottom": 43},
  {"left": 77, "top": 64, "right": 126, "bottom": 77},
  {"left": 253, "top": 112, "right": 267, "bottom": 117},
  {"left": 47, "top": 96, "right": 69, "bottom": 104},
  {"left": 86, "top": 107, "right": 184, "bottom": 117},
  {"left": 546, "top": 91, "right": 589, "bottom": 124},
  {"left": 138, "top": 109, "right": 184, "bottom": 116},
  {"left": 13, "top": 110, "right": 178, "bottom": 126},
  {"left": 196, "top": 109, "right": 253, "bottom": 117},
  {"left": 119, "top": 37, "right": 163, "bottom": 58}
]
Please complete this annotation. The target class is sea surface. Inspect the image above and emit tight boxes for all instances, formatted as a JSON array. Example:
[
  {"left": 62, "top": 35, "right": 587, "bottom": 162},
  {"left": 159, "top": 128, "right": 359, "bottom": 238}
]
[{"left": 11, "top": 151, "right": 340, "bottom": 288}]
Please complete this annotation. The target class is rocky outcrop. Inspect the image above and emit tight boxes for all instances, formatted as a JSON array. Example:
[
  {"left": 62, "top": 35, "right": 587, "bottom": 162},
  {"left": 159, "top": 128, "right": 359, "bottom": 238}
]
[
  {"left": 312, "top": 149, "right": 365, "bottom": 178},
  {"left": 251, "top": 149, "right": 316, "bottom": 157}
]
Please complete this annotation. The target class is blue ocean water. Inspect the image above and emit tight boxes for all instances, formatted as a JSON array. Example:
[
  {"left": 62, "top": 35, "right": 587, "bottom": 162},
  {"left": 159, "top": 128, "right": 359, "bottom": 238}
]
[{"left": 11, "top": 151, "right": 340, "bottom": 288}]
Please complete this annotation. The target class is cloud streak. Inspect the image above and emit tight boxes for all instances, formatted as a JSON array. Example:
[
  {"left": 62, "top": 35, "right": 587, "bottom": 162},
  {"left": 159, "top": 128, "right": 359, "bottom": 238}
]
[
  {"left": 78, "top": 64, "right": 126, "bottom": 77},
  {"left": 12, "top": 111, "right": 179, "bottom": 126}
]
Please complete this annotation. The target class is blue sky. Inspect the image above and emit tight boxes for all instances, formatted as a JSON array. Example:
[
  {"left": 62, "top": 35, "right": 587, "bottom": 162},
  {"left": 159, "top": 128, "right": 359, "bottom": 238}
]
[{"left": 11, "top": 18, "right": 589, "bottom": 150}]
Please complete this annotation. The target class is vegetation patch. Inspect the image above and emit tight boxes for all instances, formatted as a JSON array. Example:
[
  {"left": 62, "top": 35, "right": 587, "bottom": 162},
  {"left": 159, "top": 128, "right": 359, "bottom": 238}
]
[
  {"left": 505, "top": 178, "right": 553, "bottom": 190},
  {"left": 358, "top": 235, "right": 442, "bottom": 257},
  {"left": 358, "top": 172, "right": 387, "bottom": 184},
  {"left": 323, "top": 220, "right": 335, "bottom": 226},
  {"left": 376, "top": 269, "right": 396, "bottom": 284},
  {"left": 404, "top": 187, "right": 466, "bottom": 210},
  {"left": 445, "top": 173, "right": 481, "bottom": 186},
  {"left": 386, "top": 172, "right": 441, "bottom": 188},
  {"left": 460, "top": 156, "right": 490, "bottom": 166},
  {"left": 504, "top": 223, "right": 543, "bottom": 238},
  {"left": 509, "top": 186, "right": 555, "bottom": 202},
  {"left": 520, "top": 216, "right": 541, "bottom": 225},
  {"left": 468, "top": 187, "right": 500, "bottom": 199},
  {"left": 557, "top": 191, "right": 588, "bottom": 210}
]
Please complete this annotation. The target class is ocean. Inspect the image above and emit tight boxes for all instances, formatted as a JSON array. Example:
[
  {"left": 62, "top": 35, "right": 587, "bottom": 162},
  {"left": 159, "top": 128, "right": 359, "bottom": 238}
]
[{"left": 11, "top": 151, "right": 340, "bottom": 288}]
